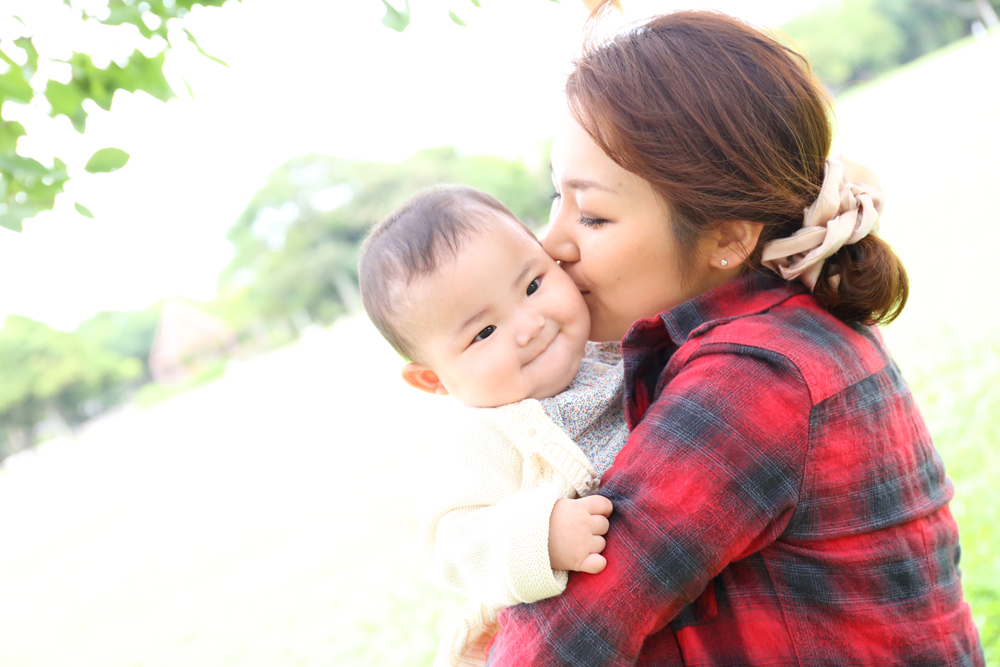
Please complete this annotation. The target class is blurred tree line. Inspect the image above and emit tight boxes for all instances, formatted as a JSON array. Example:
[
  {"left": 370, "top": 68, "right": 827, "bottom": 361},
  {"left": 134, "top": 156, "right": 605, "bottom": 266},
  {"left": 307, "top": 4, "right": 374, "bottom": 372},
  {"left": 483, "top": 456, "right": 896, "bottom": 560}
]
[
  {"left": 781, "top": 0, "right": 1000, "bottom": 91},
  {"left": 0, "top": 147, "right": 552, "bottom": 458},
  {"left": 0, "top": 308, "right": 156, "bottom": 457}
]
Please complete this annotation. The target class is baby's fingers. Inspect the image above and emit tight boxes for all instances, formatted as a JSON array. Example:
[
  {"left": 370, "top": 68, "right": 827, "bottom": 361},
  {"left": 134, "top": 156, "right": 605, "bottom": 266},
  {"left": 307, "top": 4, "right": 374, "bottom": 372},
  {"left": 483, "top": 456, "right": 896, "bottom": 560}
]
[
  {"left": 582, "top": 494, "right": 614, "bottom": 517},
  {"left": 590, "top": 513, "right": 610, "bottom": 536},
  {"left": 579, "top": 552, "right": 607, "bottom": 574}
]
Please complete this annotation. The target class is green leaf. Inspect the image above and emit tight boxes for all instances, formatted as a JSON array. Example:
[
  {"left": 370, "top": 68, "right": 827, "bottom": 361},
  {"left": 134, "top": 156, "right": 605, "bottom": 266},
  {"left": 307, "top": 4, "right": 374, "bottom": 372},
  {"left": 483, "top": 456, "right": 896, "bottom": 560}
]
[
  {"left": 84, "top": 148, "right": 130, "bottom": 173},
  {"left": 470, "top": 0, "right": 481, "bottom": 6},
  {"left": 105, "top": 51, "right": 174, "bottom": 103},
  {"left": 45, "top": 79, "right": 89, "bottom": 132},
  {"left": 0, "top": 199, "right": 49, "bottom": 232},
  {"left": 14, "top": 37, "right": 39, "bottom": 72},
  {"left": 102, "top": 2, "right": 145, "bottom": 28},
  {"left": 380, "top": 0, "right": 411, "bottom": 32},
  {"left": 449, "top": 10, "right": 466, "bottom": 26},
  {"left": 0, "top": 51, "right": 35, "bottom": 104},
  {"left": 174, "top": 0, "right": 230, "bottom": 9},
  {"left": 0, "top": 153, "right": 50, "bottom": 177},
  {"left": 186, "top": 31, "right": 230, "bottom": 67},
  {"left": 0, "top": 217, "right": 23, "bottom": 233},
  {"left": 75, "top": 202, "right": 94, "bottom": 218},
  {"left": 48, "top": 51, "right": 175, "bottom": 127},
  {"left": 0, "top": 121, "right": 26, "bottom": 155}
]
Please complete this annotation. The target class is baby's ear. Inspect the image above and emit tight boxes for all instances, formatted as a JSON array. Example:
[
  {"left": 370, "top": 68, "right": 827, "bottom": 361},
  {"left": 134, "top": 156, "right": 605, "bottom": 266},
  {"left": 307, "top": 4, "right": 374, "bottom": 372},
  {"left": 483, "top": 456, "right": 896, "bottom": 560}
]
[{"left": 401, "top": 363, "right": 449, "bottom": 396}]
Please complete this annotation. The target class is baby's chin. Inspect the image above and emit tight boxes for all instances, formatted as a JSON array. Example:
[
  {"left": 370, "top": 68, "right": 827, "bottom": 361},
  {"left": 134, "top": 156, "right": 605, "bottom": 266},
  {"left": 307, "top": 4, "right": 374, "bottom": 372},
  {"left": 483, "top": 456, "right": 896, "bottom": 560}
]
[
  {"left": 470, "top": 374, "right": 577, "bottom": 407},
  {"left": 527, "top": 354, "right": 585, "bottom": 401},
  {"left": 463, "top": 348, "right": 586, "bottom": 407}
]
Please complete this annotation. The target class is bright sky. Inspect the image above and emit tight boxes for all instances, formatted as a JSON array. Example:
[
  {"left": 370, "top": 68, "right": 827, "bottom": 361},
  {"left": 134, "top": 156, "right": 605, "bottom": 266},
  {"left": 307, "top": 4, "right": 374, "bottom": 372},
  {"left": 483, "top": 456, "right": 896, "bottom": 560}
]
[{"left": 0, "top": 0, "right": 822, "bottom": 331}]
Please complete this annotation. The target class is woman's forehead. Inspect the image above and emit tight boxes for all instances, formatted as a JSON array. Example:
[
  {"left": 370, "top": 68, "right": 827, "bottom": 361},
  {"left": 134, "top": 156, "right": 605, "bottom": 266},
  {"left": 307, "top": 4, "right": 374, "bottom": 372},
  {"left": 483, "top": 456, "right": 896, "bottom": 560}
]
[
  {"left": 551, "top": 121, "right": 647, "bottom": 199},
  {"left": 550, "top": 131, "right": 651, "bottom": 199}
]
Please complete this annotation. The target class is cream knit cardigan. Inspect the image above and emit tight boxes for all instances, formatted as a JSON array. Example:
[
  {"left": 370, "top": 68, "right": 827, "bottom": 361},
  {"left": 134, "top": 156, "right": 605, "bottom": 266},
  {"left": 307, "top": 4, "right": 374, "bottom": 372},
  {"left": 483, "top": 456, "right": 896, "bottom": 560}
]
[{"left": 421, "top": 398, "right": 602, "bottom": 667}]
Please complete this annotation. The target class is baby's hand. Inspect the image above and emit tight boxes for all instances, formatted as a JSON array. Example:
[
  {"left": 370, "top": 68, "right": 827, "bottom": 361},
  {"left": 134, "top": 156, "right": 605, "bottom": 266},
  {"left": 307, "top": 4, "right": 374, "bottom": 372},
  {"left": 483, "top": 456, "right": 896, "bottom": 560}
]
[{"left": 548, "top": 495, "right": 614, "bottom": 574}]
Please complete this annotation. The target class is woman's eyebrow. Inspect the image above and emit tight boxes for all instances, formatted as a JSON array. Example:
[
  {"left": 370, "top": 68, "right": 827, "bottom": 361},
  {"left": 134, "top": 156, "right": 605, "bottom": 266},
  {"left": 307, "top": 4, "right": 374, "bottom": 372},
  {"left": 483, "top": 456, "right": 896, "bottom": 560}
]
[
  {"left": 563, "top": 177, "right": 619, "bottom": 194},
  {"left": 549, "top": 161, "right": 619, "bottom": 194}
]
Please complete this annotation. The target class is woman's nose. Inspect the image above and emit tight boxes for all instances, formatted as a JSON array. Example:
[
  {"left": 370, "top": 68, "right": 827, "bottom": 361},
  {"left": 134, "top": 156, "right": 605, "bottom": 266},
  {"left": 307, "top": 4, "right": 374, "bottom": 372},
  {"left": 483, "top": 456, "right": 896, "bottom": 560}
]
[
  {"left": 542, "top": 210, "right": 580, "bottom": 265},
  {"left": 515, "top": 312, "right": 546, "bottom": 347}
]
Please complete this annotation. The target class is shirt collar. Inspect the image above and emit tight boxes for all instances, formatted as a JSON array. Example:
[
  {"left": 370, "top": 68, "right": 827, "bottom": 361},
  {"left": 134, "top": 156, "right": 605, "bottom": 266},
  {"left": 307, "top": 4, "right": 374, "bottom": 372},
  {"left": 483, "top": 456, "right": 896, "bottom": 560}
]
[{"left": 624, "top": 271, "right": 808, "bottom": 348}]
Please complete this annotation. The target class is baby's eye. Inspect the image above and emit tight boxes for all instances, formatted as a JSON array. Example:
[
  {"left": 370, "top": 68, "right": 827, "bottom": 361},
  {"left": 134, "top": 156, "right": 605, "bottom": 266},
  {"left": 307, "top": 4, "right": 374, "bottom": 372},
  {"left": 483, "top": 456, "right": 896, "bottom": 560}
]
[
  {"left": 473, "top": 325, "right": 496, "bottom": 342},
  {"left": 526, "top": 278, "right": 540, "bottom": 296},
  {"left": 579, "top": 215, "right": 609, "bottom": 228}
]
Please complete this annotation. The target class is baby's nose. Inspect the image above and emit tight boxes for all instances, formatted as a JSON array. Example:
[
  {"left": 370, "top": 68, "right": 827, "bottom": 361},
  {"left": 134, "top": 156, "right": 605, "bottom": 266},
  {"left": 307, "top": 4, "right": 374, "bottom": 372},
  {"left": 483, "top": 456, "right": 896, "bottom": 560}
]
[{"left": 515, "top": 313, "right": 546, "bottom": 347}]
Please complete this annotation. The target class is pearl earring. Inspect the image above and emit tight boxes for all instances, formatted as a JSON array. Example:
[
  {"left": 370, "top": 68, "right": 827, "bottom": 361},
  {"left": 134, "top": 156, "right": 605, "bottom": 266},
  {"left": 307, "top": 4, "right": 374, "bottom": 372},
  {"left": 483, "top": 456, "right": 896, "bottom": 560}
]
[{"left": 720, "top": 259, "right": 729, "bottom": 267}]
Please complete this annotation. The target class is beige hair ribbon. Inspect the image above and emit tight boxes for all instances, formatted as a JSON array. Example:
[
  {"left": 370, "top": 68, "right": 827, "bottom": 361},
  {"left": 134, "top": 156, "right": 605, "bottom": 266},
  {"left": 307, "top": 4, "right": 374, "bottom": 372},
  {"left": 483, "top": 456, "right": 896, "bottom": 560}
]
[{"left": 761, "top": 155, "right": 884, "bottom": 291}]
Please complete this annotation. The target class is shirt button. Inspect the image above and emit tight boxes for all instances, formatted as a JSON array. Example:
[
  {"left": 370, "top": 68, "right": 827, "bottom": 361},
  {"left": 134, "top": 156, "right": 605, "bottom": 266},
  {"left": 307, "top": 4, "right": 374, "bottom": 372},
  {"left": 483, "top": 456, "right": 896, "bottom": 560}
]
[{"left": 526, "top": 427, "right": 537, "bottom": 437}]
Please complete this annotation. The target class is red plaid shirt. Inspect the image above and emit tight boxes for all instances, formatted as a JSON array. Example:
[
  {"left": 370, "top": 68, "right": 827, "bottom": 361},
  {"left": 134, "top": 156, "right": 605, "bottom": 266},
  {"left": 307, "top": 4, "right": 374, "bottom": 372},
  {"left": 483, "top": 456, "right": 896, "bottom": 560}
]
[{"left": 488, "top": 273, "right": 983, "bottom": 666}]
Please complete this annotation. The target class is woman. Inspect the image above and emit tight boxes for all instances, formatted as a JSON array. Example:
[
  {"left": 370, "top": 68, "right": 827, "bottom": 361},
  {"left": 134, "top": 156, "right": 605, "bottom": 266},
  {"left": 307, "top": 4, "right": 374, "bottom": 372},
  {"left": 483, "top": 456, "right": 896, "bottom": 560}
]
[{"left": 486, "top": 9, "right": 984, "bottom": 666}]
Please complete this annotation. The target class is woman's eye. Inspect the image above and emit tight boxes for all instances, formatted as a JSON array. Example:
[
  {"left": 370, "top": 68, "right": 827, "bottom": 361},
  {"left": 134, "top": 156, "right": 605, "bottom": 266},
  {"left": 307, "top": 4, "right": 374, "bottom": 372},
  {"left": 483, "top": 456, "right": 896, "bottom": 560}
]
[
  {"left": 580, "top": 215, "right": 609, "bottom": 228},
  {"left": 473, "top": 325, "right": 496, "bottom": 342},
  {"left": 550, "top": 191, "right": 561, "bottom": 200},
  {"left": 526, "top": 278, "right": 540, "bottom": 296}
]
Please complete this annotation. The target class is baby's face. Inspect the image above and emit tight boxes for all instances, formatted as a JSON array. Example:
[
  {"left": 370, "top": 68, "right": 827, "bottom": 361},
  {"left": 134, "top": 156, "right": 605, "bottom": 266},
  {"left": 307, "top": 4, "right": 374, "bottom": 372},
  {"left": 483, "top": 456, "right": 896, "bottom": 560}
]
[{"left": 403, "top": 215, "right": 590, "bottom": 408}]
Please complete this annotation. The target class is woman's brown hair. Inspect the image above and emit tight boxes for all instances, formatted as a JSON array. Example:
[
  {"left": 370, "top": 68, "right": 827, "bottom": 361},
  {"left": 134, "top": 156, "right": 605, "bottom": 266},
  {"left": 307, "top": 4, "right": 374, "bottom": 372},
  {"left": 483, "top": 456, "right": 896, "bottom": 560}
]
[{"left": 566, "top": 7, "right": 907, "bottom": 325}]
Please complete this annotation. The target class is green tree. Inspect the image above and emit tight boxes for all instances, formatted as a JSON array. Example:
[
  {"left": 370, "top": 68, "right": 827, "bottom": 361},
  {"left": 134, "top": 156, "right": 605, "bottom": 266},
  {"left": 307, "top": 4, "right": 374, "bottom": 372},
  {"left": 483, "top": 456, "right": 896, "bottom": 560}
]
[
  {"left": 75, "top": 304, "right": 162, "bottom": 380},
  {"left": 879, "top": 0, "right": 970, "bottom": 63},
  {"left": 782, "top": 0, "right": 1000, "bottom": 91},
  {"left": 219, "top": 147, "right": 552, "bottom": 332},
  {"left": 0, "top": 0, "right": 239, "bottom": 232},
  {"left": 0, "top": 315, "right": 141, "bottom": 453},
  {"left": 782, "top": 0, "right": 906, "bottom": 89}
]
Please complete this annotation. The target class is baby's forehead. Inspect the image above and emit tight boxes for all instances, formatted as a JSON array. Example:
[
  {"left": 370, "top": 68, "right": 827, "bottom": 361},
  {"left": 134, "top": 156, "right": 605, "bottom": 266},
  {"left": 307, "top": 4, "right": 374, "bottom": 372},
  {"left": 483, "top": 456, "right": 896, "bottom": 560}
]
[
  {"left": 396, "top": 222, "right": 514, "bottom": 300},
  {"left": 418, "top": 212, "right": 539, "bottom": 280},
  {"left": 464, "top": 205, "right": 540, "bottom": 244},
  {"left": 393, "top": 216, "right": 539, "bottom": 332}
]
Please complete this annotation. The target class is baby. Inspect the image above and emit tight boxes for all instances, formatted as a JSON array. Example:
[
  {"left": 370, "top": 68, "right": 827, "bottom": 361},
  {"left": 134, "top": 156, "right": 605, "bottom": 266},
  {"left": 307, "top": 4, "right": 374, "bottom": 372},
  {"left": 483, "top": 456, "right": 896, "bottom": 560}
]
[{"left": 358, "top": 185, "right": 627, "bottom": 666}]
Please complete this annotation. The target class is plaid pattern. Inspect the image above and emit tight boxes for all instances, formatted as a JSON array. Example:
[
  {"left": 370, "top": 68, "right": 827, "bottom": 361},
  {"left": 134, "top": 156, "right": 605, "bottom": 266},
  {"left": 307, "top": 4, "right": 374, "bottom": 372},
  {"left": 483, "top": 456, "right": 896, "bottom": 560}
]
[{"left": 487, "top": 272, "right": 983, "bottom": 666}]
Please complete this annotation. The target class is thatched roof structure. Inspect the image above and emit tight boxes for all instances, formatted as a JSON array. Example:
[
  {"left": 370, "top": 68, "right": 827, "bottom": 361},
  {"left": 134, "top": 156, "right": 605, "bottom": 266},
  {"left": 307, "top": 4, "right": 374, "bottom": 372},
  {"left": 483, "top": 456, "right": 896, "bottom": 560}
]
[{"left": 148, "top": 299, "right": 237, "bottom": 384}]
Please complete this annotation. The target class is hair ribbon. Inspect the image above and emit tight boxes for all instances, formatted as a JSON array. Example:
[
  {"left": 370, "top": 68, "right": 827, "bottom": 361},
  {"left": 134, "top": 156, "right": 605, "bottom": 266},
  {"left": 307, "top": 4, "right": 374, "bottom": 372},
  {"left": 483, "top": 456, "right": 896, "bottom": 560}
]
[{"left": 761, "top": 155, "right": 884, "bottom": 291}]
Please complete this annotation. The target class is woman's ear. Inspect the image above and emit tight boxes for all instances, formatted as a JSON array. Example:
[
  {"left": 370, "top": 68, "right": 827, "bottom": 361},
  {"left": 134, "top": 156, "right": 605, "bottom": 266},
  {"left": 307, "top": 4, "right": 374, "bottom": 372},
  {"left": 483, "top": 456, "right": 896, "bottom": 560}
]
[
  {"left": 711, "top": 220, "right": 764, "bottom": 269},
  {"left": 401, "top": 363, "right": 449, "bottom": 396}
]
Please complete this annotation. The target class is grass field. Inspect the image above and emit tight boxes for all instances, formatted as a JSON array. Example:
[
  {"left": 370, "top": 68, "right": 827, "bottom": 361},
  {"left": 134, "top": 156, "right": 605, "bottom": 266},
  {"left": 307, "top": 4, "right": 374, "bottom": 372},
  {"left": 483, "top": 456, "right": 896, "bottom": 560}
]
[
  {"left": 0, "top": 32, "right": 997, "bottom": 667},
  {"left": 0, "top": 318, "right": 465, "bottom": 667}
]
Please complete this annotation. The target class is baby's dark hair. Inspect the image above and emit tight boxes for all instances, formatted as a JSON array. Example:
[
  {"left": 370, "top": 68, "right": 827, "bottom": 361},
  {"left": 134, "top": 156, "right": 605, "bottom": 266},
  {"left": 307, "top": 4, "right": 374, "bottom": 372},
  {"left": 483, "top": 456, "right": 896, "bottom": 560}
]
[{"left": 359, "top": 184, "right": 523, "bottom": 361}]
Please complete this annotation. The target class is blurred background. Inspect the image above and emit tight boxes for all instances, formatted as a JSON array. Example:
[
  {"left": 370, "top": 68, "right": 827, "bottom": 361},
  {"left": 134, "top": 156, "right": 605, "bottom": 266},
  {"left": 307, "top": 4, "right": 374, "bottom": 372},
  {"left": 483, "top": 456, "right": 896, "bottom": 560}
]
[{"left": 0, "top": 0, "right": 997, "bottom": 665}]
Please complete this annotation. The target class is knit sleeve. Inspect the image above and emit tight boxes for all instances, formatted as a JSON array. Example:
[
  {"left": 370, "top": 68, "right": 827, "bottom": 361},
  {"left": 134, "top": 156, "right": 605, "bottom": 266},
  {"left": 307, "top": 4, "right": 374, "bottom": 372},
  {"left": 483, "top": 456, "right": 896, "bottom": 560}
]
[{"left": 420, "top": 408, "right": 570, "bottom": 607}]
